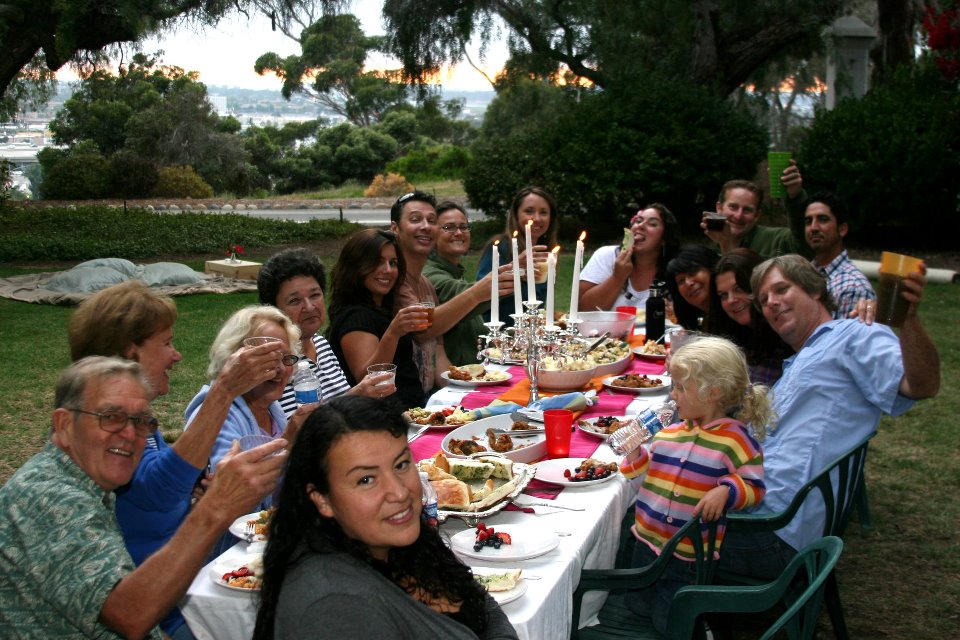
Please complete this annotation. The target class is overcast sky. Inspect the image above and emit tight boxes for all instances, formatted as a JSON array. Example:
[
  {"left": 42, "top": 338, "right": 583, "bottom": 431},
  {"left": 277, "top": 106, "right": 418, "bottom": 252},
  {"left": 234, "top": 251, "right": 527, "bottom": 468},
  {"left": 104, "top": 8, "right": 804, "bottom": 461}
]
[{"left": 126, "top": 3, "right": 506, "bottom": 92}]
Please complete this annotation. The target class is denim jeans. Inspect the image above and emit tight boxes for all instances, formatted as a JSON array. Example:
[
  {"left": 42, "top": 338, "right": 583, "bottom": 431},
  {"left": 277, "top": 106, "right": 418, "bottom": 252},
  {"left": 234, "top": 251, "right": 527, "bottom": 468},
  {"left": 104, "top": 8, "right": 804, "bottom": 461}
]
[
  {"left": 624, "top": 541, "right": 697, "bottom": 635},
  {"left": 715, "top": 529, "right": 797, "bottom": 581}
]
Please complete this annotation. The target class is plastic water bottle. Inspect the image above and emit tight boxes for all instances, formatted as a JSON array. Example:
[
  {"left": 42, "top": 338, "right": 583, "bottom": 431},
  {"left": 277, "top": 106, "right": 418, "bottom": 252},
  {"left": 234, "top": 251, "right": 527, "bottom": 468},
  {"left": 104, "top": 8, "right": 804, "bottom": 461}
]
[
  {"left": 608, "top": 400, "right": 677, "bottom": 455},
  {"left": 292, "top": 360, "right": 322, "bottom": 405},
  {"left": 419, "top": 471, "right": 439, "bottom": 527},
  {"left": 645, "top": 281, "right": 666, "bottom": 343}
]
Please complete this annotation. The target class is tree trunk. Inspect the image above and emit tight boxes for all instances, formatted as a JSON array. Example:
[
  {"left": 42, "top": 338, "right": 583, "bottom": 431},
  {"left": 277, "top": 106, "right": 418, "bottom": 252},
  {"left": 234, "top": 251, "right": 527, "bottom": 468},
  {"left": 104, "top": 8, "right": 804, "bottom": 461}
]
[{"left": 871, "top": 0, "right": 917, "bottom": 84}]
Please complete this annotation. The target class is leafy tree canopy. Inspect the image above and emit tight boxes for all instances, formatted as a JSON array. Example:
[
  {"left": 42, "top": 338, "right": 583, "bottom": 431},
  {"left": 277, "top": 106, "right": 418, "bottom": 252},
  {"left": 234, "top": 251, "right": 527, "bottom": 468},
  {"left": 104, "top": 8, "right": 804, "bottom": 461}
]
[
  {"left": 44, "top": 54, "right": 256, "bottom": 196},
  {"left": 382, "top": 0, "right": 850, "bottom": 97},
  {"left": 255, "top": 12, "right": 409, "bottom": 126}
]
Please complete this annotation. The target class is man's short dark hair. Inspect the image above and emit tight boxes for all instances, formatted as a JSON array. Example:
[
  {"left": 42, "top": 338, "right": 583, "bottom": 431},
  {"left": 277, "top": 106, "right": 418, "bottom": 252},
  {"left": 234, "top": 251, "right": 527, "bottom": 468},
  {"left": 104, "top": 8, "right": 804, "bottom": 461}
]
[
  {"left": 390, "top": 191, "right": 437, "bottom": 223},
  {"left": 718, "top": 180, "right": 763, "bottom": 209},
  {"left": 805, "top": 191, "right": 848, "bottom": 226}
]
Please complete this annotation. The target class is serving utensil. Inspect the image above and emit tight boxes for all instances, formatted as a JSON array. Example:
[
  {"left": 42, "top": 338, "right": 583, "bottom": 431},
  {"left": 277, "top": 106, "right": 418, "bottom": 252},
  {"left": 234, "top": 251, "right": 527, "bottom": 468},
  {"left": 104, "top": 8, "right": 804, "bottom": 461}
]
[
  {"left": 584, "top": 332, "right": 610, "bottom": 354},
  {"left": 493, "top": 427, "right": 544, "bottom": 437}
]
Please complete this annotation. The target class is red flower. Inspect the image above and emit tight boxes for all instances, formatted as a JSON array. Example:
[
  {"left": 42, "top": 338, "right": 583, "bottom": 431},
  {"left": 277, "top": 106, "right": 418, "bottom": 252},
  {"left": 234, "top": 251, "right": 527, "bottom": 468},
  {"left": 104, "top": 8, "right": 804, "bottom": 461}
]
[{"left": 225, "top": 244, "right": 245, "bottom": 256}]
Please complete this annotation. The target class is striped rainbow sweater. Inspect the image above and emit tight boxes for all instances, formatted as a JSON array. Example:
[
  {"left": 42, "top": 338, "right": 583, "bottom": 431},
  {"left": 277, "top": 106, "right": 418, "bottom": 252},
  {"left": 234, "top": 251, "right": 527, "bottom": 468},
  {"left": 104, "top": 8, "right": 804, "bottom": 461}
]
[{"left": 619, "top": 418, "right": 765, "bottom": 561}]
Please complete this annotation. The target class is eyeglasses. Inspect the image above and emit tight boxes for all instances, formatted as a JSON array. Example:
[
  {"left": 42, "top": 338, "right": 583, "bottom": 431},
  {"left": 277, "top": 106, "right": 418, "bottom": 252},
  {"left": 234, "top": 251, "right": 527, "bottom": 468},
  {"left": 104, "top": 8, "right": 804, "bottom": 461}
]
[
  {"left": 440, "top": 223, "right": 471, "bottom": 234},
  {"left": 73, "top": 409, "right": 159, "bottom": 438},
  {"left": 281, "top": 354, "right": 306, "bottom": 366}
]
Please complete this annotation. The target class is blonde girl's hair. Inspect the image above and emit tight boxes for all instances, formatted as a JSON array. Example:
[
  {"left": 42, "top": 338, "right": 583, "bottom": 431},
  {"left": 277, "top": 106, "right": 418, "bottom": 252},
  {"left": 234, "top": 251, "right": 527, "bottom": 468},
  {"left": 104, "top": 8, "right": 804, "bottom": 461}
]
[{"left": 668, "top": 335, "right": 776, "bottom": 440}]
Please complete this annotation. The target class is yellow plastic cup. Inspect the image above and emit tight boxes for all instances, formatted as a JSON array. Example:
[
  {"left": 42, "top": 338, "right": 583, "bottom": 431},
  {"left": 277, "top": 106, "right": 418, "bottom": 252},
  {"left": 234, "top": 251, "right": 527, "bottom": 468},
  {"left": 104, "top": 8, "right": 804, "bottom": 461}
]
[{"left": 875, "top": 252, "right": 923, "bottom": 327}]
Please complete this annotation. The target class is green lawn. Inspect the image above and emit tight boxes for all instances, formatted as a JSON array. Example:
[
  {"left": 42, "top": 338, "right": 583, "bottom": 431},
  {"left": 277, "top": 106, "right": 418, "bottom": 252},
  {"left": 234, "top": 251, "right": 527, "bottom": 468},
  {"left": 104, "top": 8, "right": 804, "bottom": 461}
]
[{"left": 0, "top": 224, "right": 957, "bottom": 638}]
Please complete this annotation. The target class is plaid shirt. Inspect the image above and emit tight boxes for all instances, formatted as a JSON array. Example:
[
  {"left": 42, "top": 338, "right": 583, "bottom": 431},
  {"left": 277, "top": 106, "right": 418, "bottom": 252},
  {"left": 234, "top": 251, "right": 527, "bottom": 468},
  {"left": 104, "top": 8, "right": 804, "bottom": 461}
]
[{"left": 814, "top": 250, "right": 875, "bottom": 319}]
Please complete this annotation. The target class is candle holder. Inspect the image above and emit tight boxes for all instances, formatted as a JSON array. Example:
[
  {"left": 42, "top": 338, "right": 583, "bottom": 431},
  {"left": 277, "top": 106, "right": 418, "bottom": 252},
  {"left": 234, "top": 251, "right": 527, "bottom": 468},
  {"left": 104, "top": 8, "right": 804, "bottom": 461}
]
[{"left": 477, "top": 302, "right": 599, "bottom": 408}]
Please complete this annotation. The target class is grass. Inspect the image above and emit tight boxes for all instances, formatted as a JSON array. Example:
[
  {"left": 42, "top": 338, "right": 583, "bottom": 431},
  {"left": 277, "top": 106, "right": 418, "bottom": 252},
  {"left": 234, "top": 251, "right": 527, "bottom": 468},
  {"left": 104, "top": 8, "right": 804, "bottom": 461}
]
[{"left": 0, "top": 210, "right": 957, "bottom": 638}]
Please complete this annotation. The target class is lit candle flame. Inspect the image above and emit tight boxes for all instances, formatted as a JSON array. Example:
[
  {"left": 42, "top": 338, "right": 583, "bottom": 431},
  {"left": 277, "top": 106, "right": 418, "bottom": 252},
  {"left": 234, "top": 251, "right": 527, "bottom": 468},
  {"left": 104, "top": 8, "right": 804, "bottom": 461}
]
[
  {"left": 578, "top": 231, "right": 586, "bottom": 242},
  {"left": 551, "top": 246, "right": 560, "bottom": 254}
]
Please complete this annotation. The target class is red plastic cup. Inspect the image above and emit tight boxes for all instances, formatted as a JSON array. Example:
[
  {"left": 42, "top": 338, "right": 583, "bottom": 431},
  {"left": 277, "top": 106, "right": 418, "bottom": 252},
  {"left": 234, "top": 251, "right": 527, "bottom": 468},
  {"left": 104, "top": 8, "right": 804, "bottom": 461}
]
[
  {"left": 543, "top": 409, "right": 574, "bottom": 458},
  {"left": 615, "top": 305, "right": 637, "bottom": 316}
]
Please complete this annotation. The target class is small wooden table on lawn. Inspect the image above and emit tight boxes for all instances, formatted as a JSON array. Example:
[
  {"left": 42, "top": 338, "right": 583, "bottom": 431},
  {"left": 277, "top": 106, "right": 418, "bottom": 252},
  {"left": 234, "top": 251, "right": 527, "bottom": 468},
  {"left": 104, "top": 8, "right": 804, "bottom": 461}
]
[{"left": 204, "top": 259, "right": 262, "bottom": 280}]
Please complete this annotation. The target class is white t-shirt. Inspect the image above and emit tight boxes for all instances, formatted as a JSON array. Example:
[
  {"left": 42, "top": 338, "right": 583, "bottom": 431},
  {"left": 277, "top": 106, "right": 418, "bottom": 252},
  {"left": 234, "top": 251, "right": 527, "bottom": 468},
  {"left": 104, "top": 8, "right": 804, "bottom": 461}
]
[{"left": 579, "top": 245, "right": 651, "bottom": 310}]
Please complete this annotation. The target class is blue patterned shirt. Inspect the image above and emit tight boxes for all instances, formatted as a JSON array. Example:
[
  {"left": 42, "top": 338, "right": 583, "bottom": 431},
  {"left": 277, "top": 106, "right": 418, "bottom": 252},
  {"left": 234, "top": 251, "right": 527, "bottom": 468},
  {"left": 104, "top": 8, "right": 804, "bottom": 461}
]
[
  {"left": 814, "top": 250, "right": 875, "bottom": 319},
  {"left": 0, "top": 443, "right": 163, "bottom": 639}
]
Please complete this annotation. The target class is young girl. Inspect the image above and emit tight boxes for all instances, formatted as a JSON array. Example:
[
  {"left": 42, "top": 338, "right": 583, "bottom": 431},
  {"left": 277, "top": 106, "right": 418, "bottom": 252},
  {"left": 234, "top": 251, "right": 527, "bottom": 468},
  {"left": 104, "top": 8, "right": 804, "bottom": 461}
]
[{"left": 619, "top": 335, "right": 774, "bottom": 633}]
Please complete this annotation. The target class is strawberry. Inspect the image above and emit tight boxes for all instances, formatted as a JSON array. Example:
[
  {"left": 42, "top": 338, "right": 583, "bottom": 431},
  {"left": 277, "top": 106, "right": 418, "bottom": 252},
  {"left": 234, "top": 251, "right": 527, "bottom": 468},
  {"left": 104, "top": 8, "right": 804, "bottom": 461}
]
[{"left": 498, "top": 532, "right": 512, "bottom": 545}]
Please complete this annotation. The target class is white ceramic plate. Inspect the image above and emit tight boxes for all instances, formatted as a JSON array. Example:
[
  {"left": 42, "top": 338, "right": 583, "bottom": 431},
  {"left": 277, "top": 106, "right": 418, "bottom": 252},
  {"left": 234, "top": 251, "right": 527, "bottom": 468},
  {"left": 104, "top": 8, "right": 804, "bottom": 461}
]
[
  {"left": 228, "top": 512, "right": 267, "bottom": 542},
  {"left": 534, "top": 457, "right": 619, "bottom": 487},
  {"left": 210, "top": 553, "right": 262, "bottom": 592},
  {"left": 602, "top": 374, "right": 672, "bottom": 394},
  {"left": 441, "top": 370, "right": 513, "bottom": 387},
  {"left": 442, "top": 415, "right": 547, "bottom": 464},
  {"left": 450, "top": 524, "right": 560, "bottom": 562},
  {"left": 403, "top": 406, "right": 475, "bottom": 431},
  {"left": 630, "top": 346, "right": 668, "bottom": 362},
  {"left": 576, "top": 416, "right": 632, "bottom": 441},
  {"left": 472, "top": 566, "right": 528, "bottom": 605}
]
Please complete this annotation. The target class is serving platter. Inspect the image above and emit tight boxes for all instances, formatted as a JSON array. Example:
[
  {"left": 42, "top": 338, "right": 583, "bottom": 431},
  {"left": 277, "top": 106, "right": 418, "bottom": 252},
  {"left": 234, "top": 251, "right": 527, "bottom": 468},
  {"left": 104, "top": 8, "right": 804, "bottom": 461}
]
[
  {"left": 441, "top": 414, "right": 547, "bottom": 464},
  {"left": 422, "top": 456, "right": 536, "bottom": 525}
]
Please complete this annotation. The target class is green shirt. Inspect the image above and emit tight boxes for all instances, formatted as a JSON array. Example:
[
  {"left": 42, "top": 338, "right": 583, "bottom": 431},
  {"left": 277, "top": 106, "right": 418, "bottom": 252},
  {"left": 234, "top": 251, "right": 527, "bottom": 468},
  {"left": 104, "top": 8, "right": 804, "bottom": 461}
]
[
  {"left": 423, "top": 252, "right": 488, "bottom": 367},
  {"left": 0, "top": 442, "right": 162, "bottom": 639},
  {"left": 737, "top": 192, "right": 812, "bottom": 260}
]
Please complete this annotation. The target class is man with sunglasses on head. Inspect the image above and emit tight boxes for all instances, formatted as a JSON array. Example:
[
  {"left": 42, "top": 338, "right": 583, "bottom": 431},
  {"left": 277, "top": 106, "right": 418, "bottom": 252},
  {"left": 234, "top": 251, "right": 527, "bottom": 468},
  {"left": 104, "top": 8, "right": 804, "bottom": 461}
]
[
  {"left": 0, "top": 357, "right": 286, "bottom": 638},
  {"left": 390, "top": 193, "right": 512, "bottom": 393}
]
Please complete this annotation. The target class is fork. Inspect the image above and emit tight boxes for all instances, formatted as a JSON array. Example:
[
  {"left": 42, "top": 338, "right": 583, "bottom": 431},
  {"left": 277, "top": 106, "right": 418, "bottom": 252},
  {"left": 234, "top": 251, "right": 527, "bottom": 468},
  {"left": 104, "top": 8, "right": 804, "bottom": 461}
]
[
  {"left": 514, "top": 501, "right": 585, "bottom": 512},
  {"left": 243, "top": 522, "right": 257, "bottom": 542}
]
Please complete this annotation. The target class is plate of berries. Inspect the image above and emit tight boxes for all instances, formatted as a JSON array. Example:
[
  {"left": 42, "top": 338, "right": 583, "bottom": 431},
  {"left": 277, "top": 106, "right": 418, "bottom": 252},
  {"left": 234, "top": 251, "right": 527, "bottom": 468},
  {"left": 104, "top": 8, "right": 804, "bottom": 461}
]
[
  {"left": 450, "top": 523, "right": 560, "bottom": 562},
  {"left": 534, "top": 458, "right": 620, "bottom": 487}
]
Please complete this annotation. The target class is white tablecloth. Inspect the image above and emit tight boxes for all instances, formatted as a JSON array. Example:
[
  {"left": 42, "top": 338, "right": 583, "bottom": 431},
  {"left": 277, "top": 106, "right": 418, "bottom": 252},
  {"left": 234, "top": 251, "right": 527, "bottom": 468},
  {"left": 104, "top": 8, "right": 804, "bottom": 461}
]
[{"left": 180, "top": 442, "right": 635, "bottom": 640}]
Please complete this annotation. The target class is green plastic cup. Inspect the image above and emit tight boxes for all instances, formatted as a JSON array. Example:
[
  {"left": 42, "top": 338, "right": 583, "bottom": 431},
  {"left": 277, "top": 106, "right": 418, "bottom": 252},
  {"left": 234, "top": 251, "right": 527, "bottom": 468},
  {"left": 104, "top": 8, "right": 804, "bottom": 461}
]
[{"left": 768, "top": 151, "right": 792, "bottom": 199}]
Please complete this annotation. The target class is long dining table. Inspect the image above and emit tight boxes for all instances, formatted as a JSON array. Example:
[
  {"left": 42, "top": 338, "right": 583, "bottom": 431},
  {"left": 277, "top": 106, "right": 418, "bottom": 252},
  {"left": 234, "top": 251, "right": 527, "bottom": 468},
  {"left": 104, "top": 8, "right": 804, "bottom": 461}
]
[{"left": 180, "top": 350, "right": 670, "bottom": 640}]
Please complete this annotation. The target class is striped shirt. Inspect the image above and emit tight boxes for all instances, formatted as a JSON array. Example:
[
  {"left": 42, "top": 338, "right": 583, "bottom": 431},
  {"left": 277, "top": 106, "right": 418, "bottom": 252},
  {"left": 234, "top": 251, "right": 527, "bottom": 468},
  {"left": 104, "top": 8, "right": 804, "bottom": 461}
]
[
  {"left": 620, "top": 418, "right": 765, "bottom": 561},
  {"left": 279, "top": 333, "right": 351, "bottom": 417}
]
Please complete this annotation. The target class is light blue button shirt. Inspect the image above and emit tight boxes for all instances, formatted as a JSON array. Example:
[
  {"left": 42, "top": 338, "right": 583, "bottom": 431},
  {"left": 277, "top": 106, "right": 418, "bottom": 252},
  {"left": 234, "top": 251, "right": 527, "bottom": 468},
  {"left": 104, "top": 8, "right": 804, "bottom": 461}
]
[{"left": 757, "top": 320, "right": 914, "bottom": 550}]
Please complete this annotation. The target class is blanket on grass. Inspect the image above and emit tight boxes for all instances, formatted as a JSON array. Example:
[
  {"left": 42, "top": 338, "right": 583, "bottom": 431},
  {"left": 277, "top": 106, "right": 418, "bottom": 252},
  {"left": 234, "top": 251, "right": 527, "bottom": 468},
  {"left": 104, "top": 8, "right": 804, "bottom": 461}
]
[{"left": 0, "top": 261, "right": 257, "bottom": 306}]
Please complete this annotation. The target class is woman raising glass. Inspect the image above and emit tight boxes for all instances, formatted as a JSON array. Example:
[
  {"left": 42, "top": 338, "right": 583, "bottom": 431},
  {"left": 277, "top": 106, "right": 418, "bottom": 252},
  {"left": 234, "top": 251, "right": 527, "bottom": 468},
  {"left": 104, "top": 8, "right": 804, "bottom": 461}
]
[
  {"left": 258, "top": 248, "right": 397, "bottom": 416},
  {"left": 252, "top": 396, "right": 518, "bottom": 639},
  {"left": 327, "top": 229, "right": 429, "bottom": 408}
]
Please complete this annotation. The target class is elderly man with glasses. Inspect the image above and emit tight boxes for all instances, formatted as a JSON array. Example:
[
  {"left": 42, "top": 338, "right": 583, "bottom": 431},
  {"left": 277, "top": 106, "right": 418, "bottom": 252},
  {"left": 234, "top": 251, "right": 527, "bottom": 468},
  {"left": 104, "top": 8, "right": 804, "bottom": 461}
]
[{"left": 0, "top": 357, "right": 285, "bottom": 639}]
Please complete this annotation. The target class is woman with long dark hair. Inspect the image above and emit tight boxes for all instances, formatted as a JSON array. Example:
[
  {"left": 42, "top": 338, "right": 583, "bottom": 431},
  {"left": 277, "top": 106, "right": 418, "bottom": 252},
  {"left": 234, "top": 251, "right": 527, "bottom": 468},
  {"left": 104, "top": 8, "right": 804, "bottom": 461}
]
[
  {"left": 578, "top": 203, "right": 682, "bottom": 311},
  {"left": 476, "top": 186, "right": 559, "bottom": 326},
  {"left": 704, "top": 248, "right": 792, "bottom": 385},
  {"left": 666, "top": 245, "right": 720, "bottom": 330},
  {"left": 253, "top": 396, "right": 518, "bottom": 639},
  {"left": 326, "top": 229, "right": 429, "bottom": 408}
]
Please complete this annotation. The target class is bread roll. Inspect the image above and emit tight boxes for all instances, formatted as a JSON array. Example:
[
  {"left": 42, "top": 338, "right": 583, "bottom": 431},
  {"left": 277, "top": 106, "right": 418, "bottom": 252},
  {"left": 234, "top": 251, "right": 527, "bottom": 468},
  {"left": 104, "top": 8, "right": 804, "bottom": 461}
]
[{"left": 433, "top": 478, "right": 471, "bottom": 510}]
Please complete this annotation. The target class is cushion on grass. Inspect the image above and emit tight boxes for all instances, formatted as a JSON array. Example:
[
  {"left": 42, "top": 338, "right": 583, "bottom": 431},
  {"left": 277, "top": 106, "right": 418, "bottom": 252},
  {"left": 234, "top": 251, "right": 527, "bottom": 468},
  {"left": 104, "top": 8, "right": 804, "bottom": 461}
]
[
  {"left": 46, "top": 266, "right": 130, "bottom": 293},
  {"left": 141, "top": 262, "right": 204, "bottom": 287}
]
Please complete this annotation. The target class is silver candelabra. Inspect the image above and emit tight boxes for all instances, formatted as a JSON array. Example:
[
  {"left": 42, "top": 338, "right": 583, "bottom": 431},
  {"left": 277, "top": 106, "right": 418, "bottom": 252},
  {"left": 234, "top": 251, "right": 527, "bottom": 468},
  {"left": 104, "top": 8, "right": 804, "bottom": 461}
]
[{"left": 478, "top": 302, "right": 587, "bottom": 406}]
